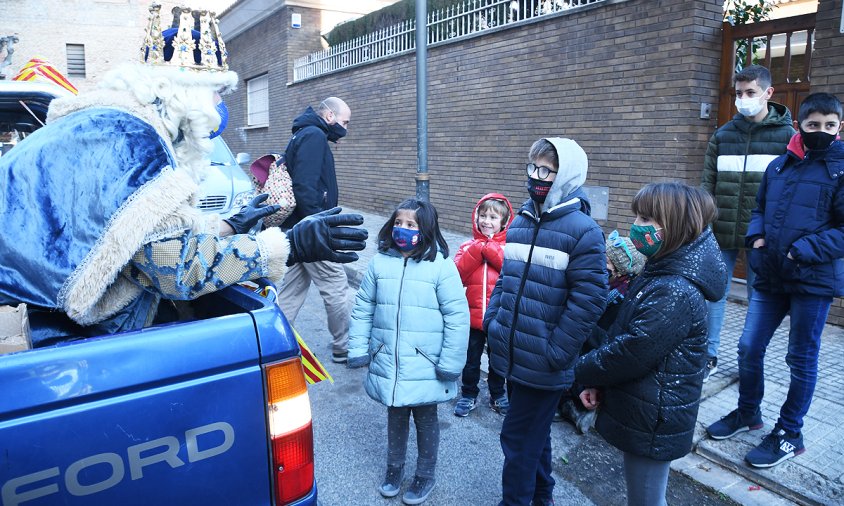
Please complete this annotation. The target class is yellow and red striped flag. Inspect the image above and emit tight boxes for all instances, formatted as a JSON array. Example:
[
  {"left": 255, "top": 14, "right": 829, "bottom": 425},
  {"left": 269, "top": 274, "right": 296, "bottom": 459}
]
[
  {"left": 292, "top": 326, "right": 333, "bottom": 385},
  {"left": 12, "top": 57, "right": 78, "bottom": 95},
  {"left": 250, "top": 282, "right": 334, "bottom": 385}
]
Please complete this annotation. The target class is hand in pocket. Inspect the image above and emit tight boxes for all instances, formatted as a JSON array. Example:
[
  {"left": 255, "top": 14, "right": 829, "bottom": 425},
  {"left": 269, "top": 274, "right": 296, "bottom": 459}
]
[{"left": 747, "top": 246, "right": 767, "bottom": 275}]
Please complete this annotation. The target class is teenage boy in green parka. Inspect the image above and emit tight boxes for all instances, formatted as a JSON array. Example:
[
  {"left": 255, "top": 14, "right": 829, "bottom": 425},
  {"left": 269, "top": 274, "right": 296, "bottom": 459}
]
[{"left": 700, "top": 64, "right": 795, "bottom": 382}]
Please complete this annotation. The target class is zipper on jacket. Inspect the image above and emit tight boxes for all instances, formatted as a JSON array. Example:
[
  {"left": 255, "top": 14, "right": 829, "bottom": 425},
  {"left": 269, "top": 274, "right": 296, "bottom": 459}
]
[
  {"left": 737, "top": 133, "right": 753, "bottom": 247},
  {"left": 416, "top": 347, "right": 437, "bottom": 366},
  {"left": 507, "top": 213, "right": 542, "bottom": 377},
  {"left": 481, "top": 260, "right": 488, "bottom": 318},
  {"left": 393, "top": 257, "right": 409, "bottom": 406},
  {"left": 372, "top": 342, "right": 384, "bottom": 359}
]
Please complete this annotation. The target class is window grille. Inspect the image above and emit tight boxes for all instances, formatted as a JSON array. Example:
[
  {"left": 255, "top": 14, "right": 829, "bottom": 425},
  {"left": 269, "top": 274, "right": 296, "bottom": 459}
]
[{"left": 293, "top": 0, "right": 606, "bottom": 82}]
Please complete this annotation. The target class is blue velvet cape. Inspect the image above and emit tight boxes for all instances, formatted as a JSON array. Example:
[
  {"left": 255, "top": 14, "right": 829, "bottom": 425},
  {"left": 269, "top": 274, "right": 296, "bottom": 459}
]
[{"left": 0, "top": 107, "right": 175, "bottom": 328}]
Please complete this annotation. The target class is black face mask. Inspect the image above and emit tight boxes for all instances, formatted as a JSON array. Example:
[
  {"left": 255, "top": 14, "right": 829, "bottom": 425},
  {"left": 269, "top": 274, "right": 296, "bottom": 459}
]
[
  {"left": 800, "top": 128, "right": 836, "bottom": 151},
  {"left": 526, "top": 178, "right": 552, "bottom": 204},
  {"left": 327, "top": 123, "right": 347, "bottom": 143}
]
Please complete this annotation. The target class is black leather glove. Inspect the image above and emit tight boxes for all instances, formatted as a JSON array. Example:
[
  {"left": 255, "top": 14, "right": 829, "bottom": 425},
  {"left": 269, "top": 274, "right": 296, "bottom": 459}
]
[
  {"left": 224, "top": 194, "right": 280, "bottom": 235},
  {"left": 286, "top": 207, "right": 368, "bottom": 265}
]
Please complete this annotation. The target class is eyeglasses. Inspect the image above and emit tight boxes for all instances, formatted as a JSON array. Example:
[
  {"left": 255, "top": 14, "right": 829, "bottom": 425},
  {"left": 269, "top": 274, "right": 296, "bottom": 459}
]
[
  {"left": 526, "top": 163, "right": 557, "bottom": 181},
  {"left": 608, "top": 230, "right": 635, "bottom": 269}
]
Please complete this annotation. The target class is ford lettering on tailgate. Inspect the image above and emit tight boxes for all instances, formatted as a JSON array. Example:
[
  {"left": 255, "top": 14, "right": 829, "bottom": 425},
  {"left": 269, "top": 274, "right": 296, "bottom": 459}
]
[{"left": 3, "top": 422, "right": 234, "bottom": 505}]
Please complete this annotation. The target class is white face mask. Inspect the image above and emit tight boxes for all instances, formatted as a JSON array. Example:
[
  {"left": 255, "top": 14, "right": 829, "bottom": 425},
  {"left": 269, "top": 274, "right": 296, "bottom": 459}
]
[{"left": 735, "top": 95, "right": 766, "bottom": 118}]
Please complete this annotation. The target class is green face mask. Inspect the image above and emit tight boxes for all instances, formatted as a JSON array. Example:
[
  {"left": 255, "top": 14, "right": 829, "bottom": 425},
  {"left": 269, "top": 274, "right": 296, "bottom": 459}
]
[{"left": 629, "top": 224, "right": 663, "bottom": 257}]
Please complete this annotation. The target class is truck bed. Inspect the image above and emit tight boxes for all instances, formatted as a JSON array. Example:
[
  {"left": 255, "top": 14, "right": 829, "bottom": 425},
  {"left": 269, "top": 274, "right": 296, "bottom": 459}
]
[{"left": 0, "top": 284, "right": 316, "bottom": 506}]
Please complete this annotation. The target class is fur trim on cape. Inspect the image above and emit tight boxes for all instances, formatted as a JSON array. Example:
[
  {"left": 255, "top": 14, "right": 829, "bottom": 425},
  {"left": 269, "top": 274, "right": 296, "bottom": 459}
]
[
  {"left": 256, "top": 227, "right": 290, "bottom": 283},
  {"left": 60, "top": 167, "right": 197, "bottom": 324}
]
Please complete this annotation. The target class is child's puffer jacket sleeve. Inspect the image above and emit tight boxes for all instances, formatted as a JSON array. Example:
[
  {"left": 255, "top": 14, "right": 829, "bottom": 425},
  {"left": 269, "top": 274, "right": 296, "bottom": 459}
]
[
  {"left": 349, "top": 251, "right": 470, "bottom": 407},
  {"left": 348, "top": 261, "right": 378, "bottom": 369}
]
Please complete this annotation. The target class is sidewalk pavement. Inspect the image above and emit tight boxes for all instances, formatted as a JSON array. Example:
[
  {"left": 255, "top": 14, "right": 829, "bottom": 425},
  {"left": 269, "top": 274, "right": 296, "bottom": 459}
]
[{"left": 339, "top": 205, "right": 844, "bottom": 506}]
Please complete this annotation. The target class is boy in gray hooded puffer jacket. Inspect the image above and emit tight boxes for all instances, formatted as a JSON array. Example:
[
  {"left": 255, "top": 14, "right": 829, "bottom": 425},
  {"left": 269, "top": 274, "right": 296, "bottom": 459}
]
[{"left": 484, "top": 138, "right": 607, "bottom": 506}]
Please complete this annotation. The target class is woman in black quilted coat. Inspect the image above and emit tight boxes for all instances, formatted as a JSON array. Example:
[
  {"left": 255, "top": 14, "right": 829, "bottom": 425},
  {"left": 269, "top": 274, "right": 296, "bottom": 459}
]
[{"left": 575, "top": 182, "right": 727, "bottom": 506}]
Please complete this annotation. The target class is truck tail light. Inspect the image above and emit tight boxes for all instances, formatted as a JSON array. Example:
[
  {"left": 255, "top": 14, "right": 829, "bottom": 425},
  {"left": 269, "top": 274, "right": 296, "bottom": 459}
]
[{"left": 265, "top": 358, "right": 314, "bottom": 505}]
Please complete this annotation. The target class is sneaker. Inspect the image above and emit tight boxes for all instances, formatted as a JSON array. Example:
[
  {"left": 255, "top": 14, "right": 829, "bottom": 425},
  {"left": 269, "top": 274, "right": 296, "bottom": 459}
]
[
  {"left": 703, "top": 357, "right": 718, "bottom": 383},
  {"left": 531, "top": 498, "right": 555, "bottom": 506},
  {"left": 378, "top": 464, "right": 404, "bottom": 498},
  {"left": 331, "top": 351, "right": 347, "bottom": 364},
  {"left": 706, "top": 408, "right": 764, "bottom": 440},
  {"left": 745, "top": 425, "right": 805, "bottom": 468},
  {"left": 402, "top": 476, "right": 435, "bottom": 505},
  {"left": 490, "top": 395, "right": 510, "bottom": 416},
  {"left": 453, "top": 396, "right": 476, "bottom": 417}
]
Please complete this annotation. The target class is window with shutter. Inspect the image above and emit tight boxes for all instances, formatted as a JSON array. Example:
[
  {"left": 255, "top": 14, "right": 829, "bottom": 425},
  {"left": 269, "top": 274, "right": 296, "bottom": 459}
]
[
  {"left": 66, "top": 44, "right": 86, "bottom": 78},
  {"left": 246, "top": 74, "right": 269, "bottom": 127}
]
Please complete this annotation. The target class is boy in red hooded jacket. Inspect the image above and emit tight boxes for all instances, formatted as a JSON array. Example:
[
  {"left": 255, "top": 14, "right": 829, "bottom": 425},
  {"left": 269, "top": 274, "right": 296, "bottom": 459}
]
[{"left": 453, "top": 193, "right": 514, "bottom": 417}]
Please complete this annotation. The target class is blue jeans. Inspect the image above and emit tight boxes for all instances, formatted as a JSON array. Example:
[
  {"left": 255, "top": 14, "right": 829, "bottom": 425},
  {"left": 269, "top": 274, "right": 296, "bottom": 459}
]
[
  {"left": 500, "top": 383, "right": 563, "bottom": 506},
  {"left": 460, "top": 328, "right": 506, "bottom": 399},
  {"left": 737, "top": 290, "right": 831, "bottom": 433},
  {"left": 706, "top": 249, "right": 756, "bottom": 359}
]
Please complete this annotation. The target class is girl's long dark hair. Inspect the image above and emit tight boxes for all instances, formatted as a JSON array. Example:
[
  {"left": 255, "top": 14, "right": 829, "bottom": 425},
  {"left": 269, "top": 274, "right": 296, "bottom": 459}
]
[{"left": 377, "top": 198, "right": 449, "bottom": 262}]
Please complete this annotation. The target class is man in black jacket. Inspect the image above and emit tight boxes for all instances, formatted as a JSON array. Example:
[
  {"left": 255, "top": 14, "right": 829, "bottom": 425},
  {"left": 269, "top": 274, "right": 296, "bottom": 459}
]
[{"left": 278, "top": 98, "right": 353, "bottom": 363}]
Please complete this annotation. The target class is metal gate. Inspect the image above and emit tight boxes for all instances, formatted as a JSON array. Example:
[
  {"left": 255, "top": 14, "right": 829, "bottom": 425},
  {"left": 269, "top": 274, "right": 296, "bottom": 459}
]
[{"left": 718, "top": 13, "right": 816, "bottom": 128}]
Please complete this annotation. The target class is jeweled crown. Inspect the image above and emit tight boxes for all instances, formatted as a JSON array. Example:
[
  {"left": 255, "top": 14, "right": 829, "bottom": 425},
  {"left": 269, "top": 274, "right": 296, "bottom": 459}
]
[{"left": 140, "top": 4, "right": 229, "bottom": 72}]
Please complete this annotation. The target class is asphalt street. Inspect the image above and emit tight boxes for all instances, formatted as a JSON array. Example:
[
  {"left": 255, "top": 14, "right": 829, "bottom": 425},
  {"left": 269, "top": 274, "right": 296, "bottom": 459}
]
[{"left": 293, "top": 285, "right": 739, "bottom": 506}]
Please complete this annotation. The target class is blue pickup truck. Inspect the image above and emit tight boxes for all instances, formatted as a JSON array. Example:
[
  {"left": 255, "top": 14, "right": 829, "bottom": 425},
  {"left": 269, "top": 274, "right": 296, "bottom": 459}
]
[
  {"left": 0, "top": 282, "right": 318, "bottom": 506},
  {"left": 0, "top": 82, "right": 318, "bottom": 505}
]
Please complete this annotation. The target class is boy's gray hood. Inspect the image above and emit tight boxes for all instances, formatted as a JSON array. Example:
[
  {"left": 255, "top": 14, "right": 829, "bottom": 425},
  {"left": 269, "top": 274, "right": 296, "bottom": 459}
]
[{"left": 543, "top": 137, "right": 588, "bottom": 212}]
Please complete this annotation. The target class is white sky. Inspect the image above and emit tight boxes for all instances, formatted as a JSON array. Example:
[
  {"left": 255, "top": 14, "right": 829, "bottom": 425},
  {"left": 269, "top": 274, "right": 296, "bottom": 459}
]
[
  {"left": 165, "top": 0, "right": 236, "bottom": 14},
  {"left": 205, "top": 0, "right": 236, "bottom": 14}
]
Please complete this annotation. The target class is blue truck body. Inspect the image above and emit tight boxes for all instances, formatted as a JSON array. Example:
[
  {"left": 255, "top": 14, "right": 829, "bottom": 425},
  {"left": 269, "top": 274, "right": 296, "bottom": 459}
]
[{"left": 0, "top": 284, "right": 318, "bottom": 506}]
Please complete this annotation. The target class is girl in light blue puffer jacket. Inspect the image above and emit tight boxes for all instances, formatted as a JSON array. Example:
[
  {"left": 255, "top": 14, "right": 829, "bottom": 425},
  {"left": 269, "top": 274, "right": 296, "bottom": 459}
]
[{"left": 348, "top": 198, "right": 469, "bottom": 505}]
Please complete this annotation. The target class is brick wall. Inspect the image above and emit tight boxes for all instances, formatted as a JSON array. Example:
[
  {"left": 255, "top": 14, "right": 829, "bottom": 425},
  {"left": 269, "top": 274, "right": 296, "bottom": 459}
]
[
  {"left": 223, "top": 6, "right": 330, "bottom": 165},
  {"left": 1, "top": 0, "right": 150, "bottom": 92},
  {"left": 222, "top": 0, "right": 844, "bottom": 323},
  {"left": 1, "top": 1, "right": 216, "bottom": 92},
  {"left": 806, "top": 0, "right": 844, "bottom": 325},
  {"left": 224, "top": 0, "right": 725, "bottom": 234},
  {"left": 812, "top": 0, "right": 844, "bottom": 93}
]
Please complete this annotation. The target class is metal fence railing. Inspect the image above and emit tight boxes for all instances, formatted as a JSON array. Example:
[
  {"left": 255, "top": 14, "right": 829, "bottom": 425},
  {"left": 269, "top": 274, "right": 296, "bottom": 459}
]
[{"left": 293, "top": 0, "right": 606, "bottom": 82}]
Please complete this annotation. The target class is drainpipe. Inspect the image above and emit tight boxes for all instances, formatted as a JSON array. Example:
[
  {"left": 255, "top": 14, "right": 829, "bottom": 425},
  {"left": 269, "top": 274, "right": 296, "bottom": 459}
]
[{"left": 415, "top": 0, "right": 429, "bottom": 202}]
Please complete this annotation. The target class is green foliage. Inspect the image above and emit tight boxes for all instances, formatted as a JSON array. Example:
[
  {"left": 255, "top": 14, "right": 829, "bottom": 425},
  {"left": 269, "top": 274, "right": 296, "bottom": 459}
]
[
  {"left": 724, "top": 0, "right": 773, "bottom": 26},
  {"left": 323, "top": 0, "right": 468, "bottom": 47},
  {"left": 724, "top": 0, "right": 775, "bottom": 71}
]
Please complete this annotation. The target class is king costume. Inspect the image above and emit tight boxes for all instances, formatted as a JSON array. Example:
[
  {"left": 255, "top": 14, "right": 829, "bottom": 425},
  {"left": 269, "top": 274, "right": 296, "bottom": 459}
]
[{"left": 0, "top": 6, "right": 289, "bottom": 341}]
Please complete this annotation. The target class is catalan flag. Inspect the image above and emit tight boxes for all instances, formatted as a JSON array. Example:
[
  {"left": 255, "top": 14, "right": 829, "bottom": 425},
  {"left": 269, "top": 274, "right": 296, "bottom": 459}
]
[
  {"left": 293, "top": 326, "right": 333, "bottom": 385},
  {"left": 12, "top": 57, "right": 79, "bottom": 95},
  {"left": 251, "top": 282, "right": 333, "bottom": 385}
]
